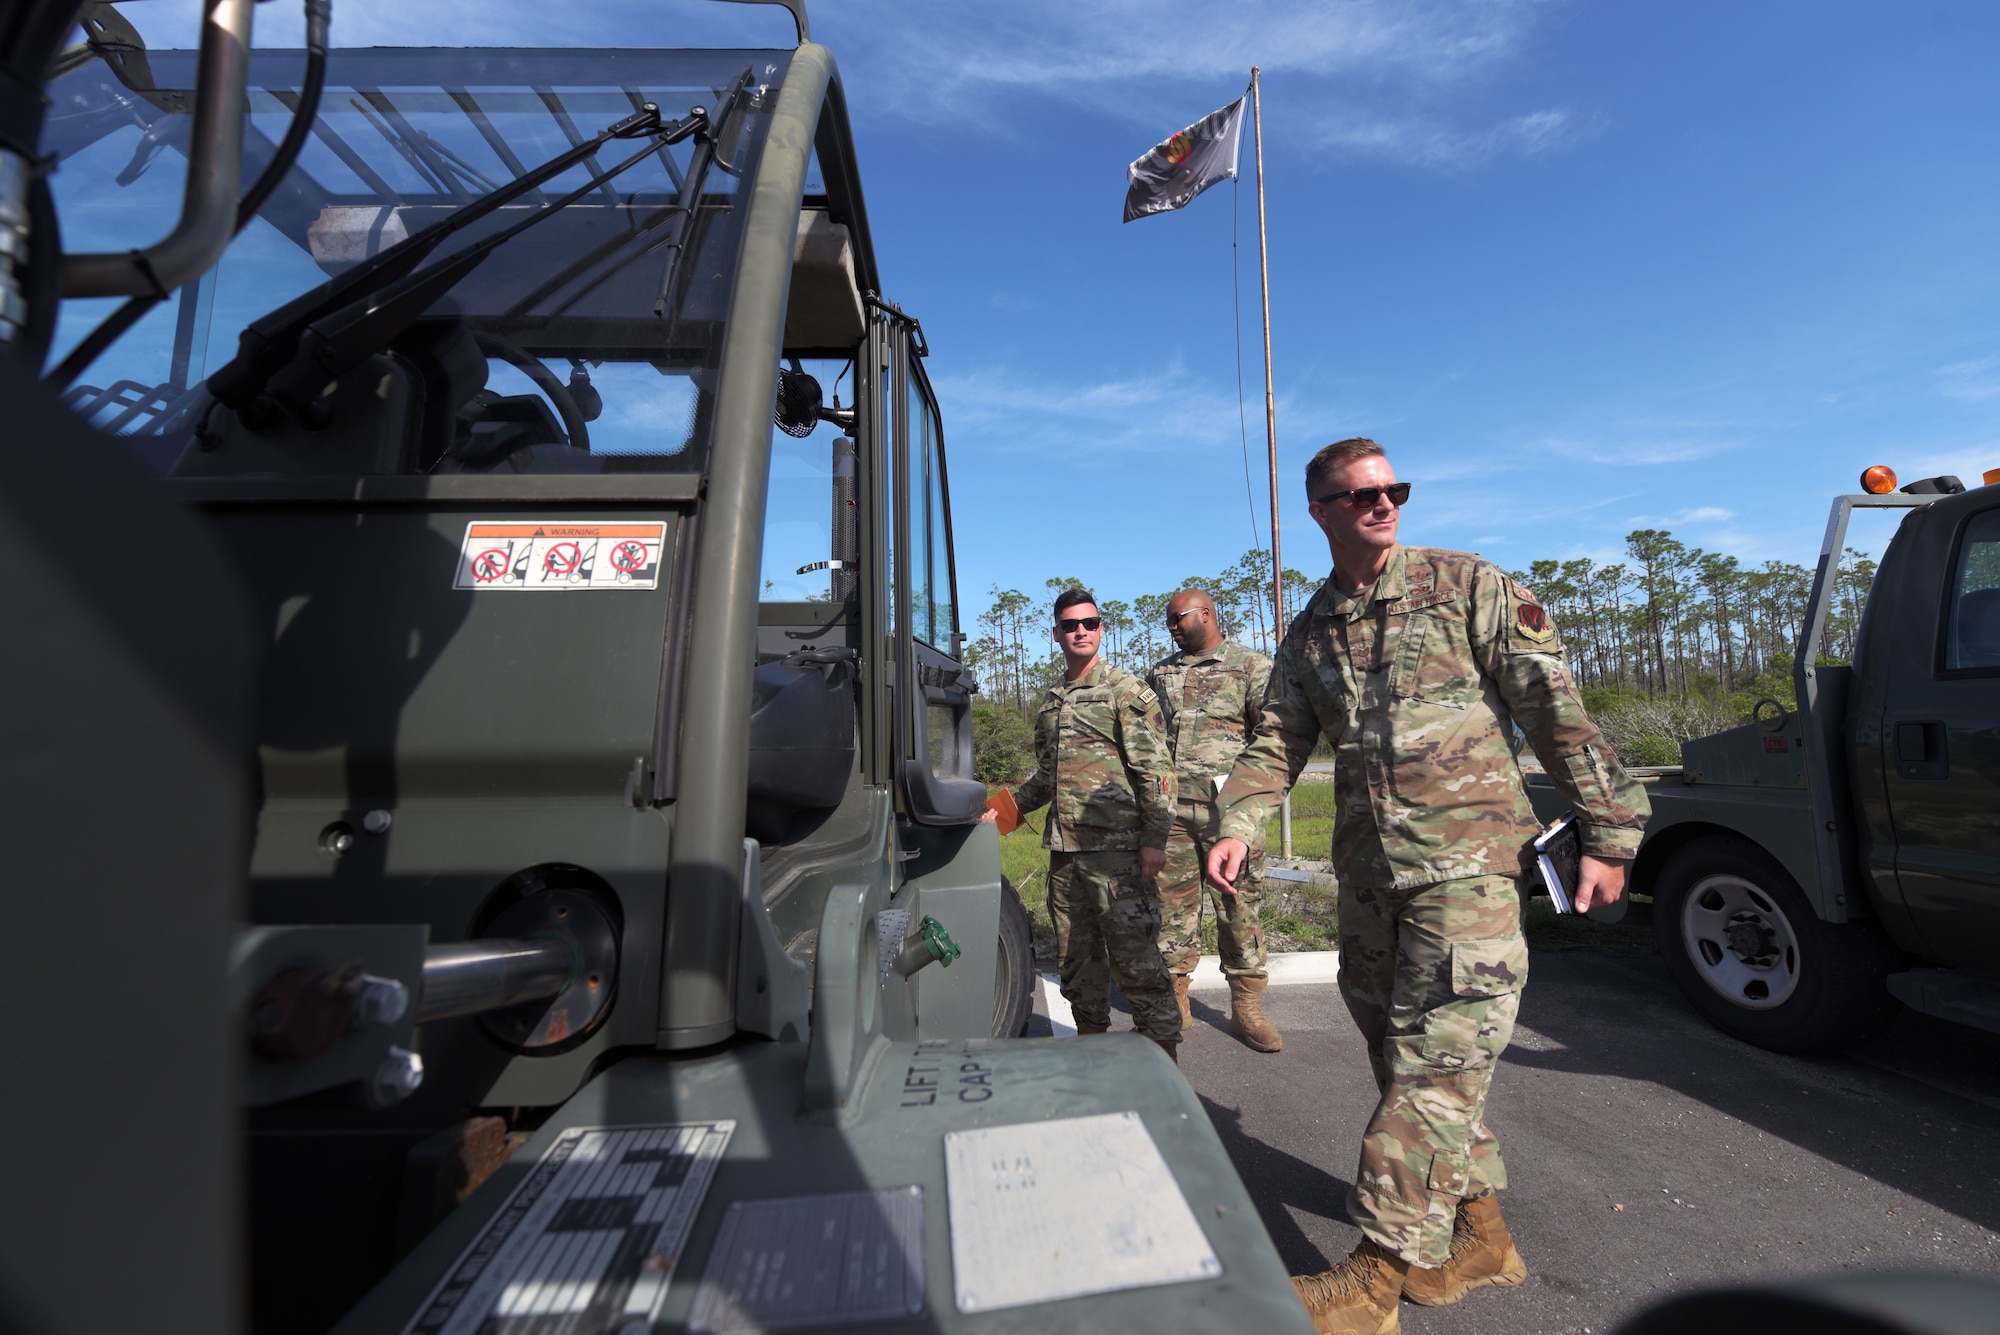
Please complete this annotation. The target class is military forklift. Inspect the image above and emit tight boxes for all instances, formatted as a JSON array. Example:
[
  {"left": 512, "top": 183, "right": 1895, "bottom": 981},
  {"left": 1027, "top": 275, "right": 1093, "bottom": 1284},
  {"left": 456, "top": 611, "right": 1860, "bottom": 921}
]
[{"left": 0, "top": 1, "right": 1309, "bottom": 1331}]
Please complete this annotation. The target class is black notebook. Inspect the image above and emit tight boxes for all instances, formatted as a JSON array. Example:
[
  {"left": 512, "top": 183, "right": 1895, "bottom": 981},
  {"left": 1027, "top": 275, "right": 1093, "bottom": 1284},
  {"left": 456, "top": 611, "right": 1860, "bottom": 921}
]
[
  {"left": 1533, "top": 813, "right": 1583, "bottom": 915},
  {"left": 1532, "top": 813, "right": 1628, "bottom": 923}
]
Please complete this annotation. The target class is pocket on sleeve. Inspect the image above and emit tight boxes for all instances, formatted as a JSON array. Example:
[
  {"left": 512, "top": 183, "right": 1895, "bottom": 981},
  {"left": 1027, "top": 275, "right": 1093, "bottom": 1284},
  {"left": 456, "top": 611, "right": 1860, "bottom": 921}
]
[{"left": 1450, "top": 935, "right": 1529, "bottom": 998}]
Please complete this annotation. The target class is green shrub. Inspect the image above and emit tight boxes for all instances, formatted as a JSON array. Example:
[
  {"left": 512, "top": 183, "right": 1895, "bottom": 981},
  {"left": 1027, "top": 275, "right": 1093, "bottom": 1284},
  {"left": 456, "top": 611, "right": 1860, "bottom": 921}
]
[
  {"left": 972, "top": 702, "right": 1034, "bottom": 783},
  {"left": 1623, "top": 733, "right": 1680, "bottom": 766}
]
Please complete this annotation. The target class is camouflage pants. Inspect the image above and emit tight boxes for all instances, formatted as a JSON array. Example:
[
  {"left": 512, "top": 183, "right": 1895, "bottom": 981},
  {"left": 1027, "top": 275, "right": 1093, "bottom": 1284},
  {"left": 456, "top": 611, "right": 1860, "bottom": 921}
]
[
  {"left": 1338, "top": 873, "right": 1527, "bottom": 1268},
  {"left": 1047, "top": 850, "right": 1181, "bottom": 1044},
  {"left": 1158, "top": 797, "right": 1267, "bottom": 979}
]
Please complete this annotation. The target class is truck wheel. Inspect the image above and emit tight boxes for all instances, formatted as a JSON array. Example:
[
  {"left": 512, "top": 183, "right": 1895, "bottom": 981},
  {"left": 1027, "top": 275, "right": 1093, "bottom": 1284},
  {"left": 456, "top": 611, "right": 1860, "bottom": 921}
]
[
  {"left": 1653, "top": 835, "right": 1900, "bottom": 1053},
  {"left": 993, "top": 878, "right": 1034, "bottom": 1038}
]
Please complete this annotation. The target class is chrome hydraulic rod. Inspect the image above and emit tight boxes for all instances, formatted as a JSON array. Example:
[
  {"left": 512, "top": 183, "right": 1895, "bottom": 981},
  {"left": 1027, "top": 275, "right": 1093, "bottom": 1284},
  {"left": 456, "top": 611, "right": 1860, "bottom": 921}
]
[
  {"left": 416, "top": 938, "right": 573, "bottom": 1024},
  {"left": 61, "top": 0, "right": 255, "bottom": 298}
]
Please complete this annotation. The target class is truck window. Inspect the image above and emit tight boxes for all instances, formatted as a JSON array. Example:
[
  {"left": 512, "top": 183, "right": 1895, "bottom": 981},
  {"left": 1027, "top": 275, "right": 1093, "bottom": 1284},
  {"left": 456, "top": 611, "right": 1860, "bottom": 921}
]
[
  {"left": 1944, "top": 508, "right": 2000, "bottom": 672},
  {"left": 760, "top": 357, "right": 853, "bottom": 603},
  {"left": 905, "top": 367, "right": 956, "bottom": 651}
]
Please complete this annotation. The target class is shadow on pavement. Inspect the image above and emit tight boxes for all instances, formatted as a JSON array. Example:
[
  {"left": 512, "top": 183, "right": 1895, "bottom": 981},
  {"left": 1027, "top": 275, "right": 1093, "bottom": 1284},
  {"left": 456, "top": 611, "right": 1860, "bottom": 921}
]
[
  {"left": 1198, "top": 1093, "right": 1352, "bottom": 1276},
  {"left": 1504, "top": 951, "right": 2000, "bottom": 1234}
]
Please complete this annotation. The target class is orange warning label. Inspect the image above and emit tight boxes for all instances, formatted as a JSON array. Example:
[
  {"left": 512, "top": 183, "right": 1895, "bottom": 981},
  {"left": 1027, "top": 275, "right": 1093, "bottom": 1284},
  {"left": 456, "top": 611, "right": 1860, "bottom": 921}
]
[{"left": 453, "top": 520, "right": 666, "bottom": 591}]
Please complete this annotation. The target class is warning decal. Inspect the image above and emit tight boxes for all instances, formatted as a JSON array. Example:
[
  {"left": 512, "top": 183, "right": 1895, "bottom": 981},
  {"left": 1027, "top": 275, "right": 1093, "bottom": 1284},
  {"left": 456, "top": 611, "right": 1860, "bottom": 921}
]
[{"left": 453, "top": 522, "right": 666, "bottom": 591}]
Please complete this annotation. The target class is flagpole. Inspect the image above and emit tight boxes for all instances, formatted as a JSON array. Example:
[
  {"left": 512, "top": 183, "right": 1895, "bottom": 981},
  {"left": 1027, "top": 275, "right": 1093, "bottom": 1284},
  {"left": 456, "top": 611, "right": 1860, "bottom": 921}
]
[
  {"left": 1250, "top": 67, "right": 1292, "bottom": 859},
  {"left": 1251, "top": 70, "right": 1281, "bottom": 645}
]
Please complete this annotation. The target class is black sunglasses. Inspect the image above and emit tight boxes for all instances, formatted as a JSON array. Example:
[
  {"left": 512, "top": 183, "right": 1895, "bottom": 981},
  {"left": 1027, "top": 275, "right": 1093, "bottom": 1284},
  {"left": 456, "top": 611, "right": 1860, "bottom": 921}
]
[
  {"left": 1314, "top": 481, "right": 1411, "bottom": 510},
  {"left": 1057, "top": 616, "right": 1102, "bottom": 633}
]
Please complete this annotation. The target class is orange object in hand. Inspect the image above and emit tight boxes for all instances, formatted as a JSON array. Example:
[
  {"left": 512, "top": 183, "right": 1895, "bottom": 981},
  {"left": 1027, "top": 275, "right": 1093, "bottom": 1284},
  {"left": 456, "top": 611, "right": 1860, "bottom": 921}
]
[{"left": 986, "top": 789, "right": 1021, "bottom": 835}]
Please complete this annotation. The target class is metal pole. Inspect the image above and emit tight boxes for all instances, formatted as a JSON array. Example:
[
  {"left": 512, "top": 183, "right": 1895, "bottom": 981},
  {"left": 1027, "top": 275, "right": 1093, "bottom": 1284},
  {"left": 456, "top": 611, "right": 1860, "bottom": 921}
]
[
  {"left": 62, "top": 0, "right": 256, "bottom": 298},
  {"left": 1252, "top": 68, "right": 1281, "bottom": 644},
  {"left": 417, "top": 939, "right": 574, "bottom": 1024},
  {"left": 1252, "top": 68, "right": 1292, "bottom": 860}
]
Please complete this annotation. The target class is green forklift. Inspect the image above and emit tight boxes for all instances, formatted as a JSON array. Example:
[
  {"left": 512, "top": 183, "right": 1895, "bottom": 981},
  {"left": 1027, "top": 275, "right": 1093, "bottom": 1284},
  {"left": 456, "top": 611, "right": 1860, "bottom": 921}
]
[{"left": 0, "top": 1, "right": 1309, "bottom": 1330}]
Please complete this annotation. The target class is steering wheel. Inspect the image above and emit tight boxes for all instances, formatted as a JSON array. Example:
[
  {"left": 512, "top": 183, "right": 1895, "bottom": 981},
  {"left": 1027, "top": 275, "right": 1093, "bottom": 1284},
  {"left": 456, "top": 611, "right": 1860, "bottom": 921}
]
[{"left": 472, "top": 331, "right": 592, "bottom": 453}]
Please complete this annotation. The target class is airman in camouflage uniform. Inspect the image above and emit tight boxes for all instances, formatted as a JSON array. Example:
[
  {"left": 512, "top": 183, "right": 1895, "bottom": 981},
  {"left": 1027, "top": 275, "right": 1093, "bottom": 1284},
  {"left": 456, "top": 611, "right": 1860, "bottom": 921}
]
[
  {"left": 1148, "top": 590, "right": 1281, "bottom": 1051},
  {"left": 1208, "top": 439, "right": 1650, "bottom": 1333},
  {"left": 1002, "top": 590, "right": 1182, "bottom": 1052}
]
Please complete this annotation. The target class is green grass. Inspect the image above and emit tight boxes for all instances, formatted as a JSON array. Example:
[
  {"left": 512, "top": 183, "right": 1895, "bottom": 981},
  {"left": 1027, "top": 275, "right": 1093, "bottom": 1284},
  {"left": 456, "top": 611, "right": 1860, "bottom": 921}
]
[
  {"left": 996, "top": 781, "right": 1344, "bottom": 960},
  {"left": 995, "top": 779, "right": 1655, "bottom": 961}
]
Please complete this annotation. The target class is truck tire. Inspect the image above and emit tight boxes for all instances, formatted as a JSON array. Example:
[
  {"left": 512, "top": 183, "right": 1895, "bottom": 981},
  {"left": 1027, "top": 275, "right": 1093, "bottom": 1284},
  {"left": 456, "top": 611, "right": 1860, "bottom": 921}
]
[
  {"left": 1653, "top": 835, "right": 1900, "bottom": 1053},
  {"left": 993, "top": 878, "right": 1035, "bottom": 1038}
]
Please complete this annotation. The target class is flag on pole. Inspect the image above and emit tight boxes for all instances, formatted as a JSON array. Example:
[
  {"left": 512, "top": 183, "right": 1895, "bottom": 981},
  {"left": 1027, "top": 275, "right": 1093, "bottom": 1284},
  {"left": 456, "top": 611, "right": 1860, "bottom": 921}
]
[{"left": 1122, "top": 96, "right": 1246, "bottom": 223}]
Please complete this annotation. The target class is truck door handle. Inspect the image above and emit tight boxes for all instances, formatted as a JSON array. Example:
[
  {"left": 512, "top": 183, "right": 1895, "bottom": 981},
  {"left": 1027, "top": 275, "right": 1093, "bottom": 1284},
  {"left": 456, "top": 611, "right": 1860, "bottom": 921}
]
[{"left": 1894, "top": 720, "right": 1949, "bottom": 780}]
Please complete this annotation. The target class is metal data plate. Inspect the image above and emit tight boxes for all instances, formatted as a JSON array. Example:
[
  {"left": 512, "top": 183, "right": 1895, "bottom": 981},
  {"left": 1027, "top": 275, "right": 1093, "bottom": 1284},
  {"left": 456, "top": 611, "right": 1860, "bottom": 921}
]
[
  {"left": 401, "top": 1121, "right": 733, "bottom": 1335},
  {"left": 945, "top": 1111, "right": 1222, "bottom": 1313},
  {"left": 687, "top": 1187, "right": 925, "bottom": 1333}
]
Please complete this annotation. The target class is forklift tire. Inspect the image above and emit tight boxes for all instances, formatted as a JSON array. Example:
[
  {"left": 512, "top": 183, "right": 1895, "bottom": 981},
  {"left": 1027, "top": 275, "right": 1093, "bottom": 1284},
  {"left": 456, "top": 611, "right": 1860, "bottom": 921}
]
[
  {"left": 993, "top": 878, "right": 1035, "bottom": 1038},
  {"left": 1654, "top": 834, "right": 1901, "bottom": 1054}
]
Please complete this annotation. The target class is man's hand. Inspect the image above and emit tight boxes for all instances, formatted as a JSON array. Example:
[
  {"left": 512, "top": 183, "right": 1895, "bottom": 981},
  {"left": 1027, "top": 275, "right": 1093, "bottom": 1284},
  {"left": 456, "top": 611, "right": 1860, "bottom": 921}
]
[
  {"left": 1204, "top": 837, "right": 1247, "bottom": 897},
  {"left": 1139, "top": 846, "right": 1167, "bottom": 883},
  {"left": 977, "top": 807, "right": 999, "bottom": 825},
  {"left": 1574, "top": 854, "right": 1628, "bottom": 913}
]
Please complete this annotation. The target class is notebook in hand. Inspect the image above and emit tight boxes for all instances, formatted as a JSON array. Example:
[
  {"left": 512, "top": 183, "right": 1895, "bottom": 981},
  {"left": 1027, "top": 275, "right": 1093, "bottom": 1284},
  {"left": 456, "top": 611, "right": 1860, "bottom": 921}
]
[{"left": 1534, "top": 813, "right": 1583, "bottom": 915}]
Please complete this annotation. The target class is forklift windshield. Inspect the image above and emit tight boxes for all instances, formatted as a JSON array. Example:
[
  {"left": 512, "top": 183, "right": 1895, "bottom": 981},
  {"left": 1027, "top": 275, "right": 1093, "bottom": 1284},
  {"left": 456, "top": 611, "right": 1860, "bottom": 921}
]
[{"left": 44, "top": 44, "right": 799, "bottom": 473}]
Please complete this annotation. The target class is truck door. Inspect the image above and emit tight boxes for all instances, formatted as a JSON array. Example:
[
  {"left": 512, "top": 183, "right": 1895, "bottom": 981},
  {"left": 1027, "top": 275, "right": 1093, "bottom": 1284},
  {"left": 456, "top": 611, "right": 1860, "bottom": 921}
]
[
  {"left": 890, "top": 322, "right": 985, "bottom": 823},
  {"left": 1884, "top": 501, "right": 2000, "bottom": 967}
]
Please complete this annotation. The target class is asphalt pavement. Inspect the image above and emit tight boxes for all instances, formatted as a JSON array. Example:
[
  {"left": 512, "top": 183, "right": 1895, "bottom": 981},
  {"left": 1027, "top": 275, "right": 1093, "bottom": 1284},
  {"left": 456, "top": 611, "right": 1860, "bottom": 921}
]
[{"left": 1031, "top": 948, "right": 2000, "bottom": 1334}]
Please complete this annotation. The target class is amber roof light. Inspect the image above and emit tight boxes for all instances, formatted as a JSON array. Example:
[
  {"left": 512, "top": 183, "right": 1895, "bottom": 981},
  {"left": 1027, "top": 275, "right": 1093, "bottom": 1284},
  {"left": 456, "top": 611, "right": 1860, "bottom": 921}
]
[{"left": 1861, "top": 465, "right": 1898, "bottom": 494}]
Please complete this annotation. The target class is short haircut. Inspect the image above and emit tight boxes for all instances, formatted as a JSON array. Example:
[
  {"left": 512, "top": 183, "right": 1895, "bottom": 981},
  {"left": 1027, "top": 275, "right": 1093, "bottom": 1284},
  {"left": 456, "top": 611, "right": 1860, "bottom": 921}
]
[
  {"left": 1306, "top": 437, "right": 1386, "bottom": 496},
  {"left": 1053, "top": 587, "right": 1097, "bottom": 620}
]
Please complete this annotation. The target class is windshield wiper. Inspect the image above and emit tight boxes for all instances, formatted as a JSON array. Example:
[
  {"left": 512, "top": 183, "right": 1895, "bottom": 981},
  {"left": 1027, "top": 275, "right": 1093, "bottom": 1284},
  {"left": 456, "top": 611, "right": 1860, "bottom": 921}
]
[
  {"left": 651, "top": 66, "right": 754, "bottom": 317},
  {"left": 209, "top": 100, "right": 707, "bottom": 426}
]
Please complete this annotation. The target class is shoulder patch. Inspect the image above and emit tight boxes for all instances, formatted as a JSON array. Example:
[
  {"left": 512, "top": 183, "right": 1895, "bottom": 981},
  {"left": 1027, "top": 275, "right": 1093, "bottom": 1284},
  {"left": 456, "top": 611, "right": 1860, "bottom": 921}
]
[
  {"left": 1135, "top": 686, "right": 1158, "bottom": 706},
  {"left": 1509, "top": 582, "right": 1557, "bottom": 648}
]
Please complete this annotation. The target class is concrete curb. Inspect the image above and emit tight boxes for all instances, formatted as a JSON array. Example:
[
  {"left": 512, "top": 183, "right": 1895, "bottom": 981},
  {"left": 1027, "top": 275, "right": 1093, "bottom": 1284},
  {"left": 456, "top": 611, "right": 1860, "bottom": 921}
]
[{"left": 1035, "top": 950, "right": 1340, "bottom": 1037}]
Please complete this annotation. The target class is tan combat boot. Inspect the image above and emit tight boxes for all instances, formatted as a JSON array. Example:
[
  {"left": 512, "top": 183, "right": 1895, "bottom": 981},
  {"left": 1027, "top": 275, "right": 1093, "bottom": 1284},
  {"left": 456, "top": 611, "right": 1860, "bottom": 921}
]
[
  {"left": 1291, "top": 1239, "right": 1408, "bottom": 1335},
  {"left": 1400, "top": 1193, "right": 1527, "bottom": 1307},
  {"left": 1173, "top": 974, "right": 1193, "bottom": 1031},
  {"left": 1228, "top": 975, "right": 1283, "bottom": 1052},
  {"left": 1073, "top": 1018, "right": 1110, "bottom": 1035}
]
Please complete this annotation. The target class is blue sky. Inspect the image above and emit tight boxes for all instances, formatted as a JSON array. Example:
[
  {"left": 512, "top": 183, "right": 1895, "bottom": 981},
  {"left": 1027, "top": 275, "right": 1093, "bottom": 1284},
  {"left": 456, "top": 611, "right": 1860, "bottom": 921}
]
[{"left": 76, "top": 0, "right": 2000, "bottom": 622}]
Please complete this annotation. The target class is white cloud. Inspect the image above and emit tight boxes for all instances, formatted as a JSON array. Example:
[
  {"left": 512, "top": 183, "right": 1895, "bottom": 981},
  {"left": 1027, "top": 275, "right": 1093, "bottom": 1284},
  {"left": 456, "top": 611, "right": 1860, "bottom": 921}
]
[
  {"left": 194, "top": 0, "right": 1579, "bottom": 170},
  {"left": 1936, "top": 353, "right": 2000, "bottom": 403},
  {"left": 932, "top": 361, "right": 1292, "bottom": 457},
  {"left": 1540, "top": 434, "right": 1733, "bottom": 466},
  {"left": 848, "top": 0, "right": 1546, "bottom": 102},
  {"left": 1320, "top": 106, "right": 1588, "bottom": 170}
]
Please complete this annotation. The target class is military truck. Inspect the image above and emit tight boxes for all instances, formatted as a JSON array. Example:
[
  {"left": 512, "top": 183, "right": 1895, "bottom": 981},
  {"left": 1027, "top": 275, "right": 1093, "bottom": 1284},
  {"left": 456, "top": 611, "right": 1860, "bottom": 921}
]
[
  {"left": 2, "top": 3, "right": 1310, "bottom": 1332},
  {"left": 1534, "top": 468, "right": 2000, "bottom": 1054}
]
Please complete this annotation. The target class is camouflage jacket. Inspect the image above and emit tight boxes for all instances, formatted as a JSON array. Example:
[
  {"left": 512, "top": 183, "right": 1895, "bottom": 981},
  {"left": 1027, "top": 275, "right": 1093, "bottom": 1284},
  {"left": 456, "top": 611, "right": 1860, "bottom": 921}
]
[
  {"left": 1148, "top": 639, "right": 1274, "bottom": 797},
  {"left": 1013, "top": 659, "right": 1178, "bottom": 852},
  {"left": 1219, "top": 545, "right": 1651, "bottom": 888}
]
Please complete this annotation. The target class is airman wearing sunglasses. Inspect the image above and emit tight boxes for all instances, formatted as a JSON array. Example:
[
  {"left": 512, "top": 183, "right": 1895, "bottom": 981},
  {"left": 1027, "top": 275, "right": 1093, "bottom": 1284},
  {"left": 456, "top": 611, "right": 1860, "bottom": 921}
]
[
  {"left": 1205, "top": 437, "right": 1651, "bottom": 1333},
  {"left": 994, "top": 587, "right": 1184, "bottom": 1057},
  {"left": 1146, "top": 590, "right": 1282, "bottom": 1052}
]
